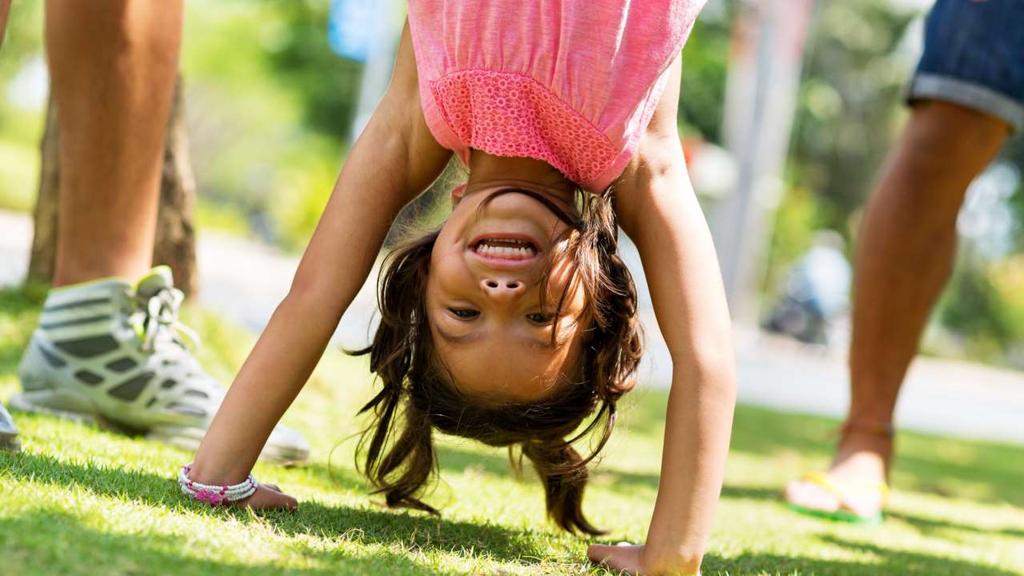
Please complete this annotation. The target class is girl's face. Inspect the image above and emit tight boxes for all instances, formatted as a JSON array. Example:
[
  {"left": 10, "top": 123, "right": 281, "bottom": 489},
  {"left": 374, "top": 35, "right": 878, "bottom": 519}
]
[{"left": 426, "top": 186, "right": 589, "bottom": 402}]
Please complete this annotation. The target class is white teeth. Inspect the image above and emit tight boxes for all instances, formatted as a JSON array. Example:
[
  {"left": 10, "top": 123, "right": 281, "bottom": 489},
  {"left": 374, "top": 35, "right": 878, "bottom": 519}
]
[{"left": 476, "top": 241, "right": 535, "bottom": 259}]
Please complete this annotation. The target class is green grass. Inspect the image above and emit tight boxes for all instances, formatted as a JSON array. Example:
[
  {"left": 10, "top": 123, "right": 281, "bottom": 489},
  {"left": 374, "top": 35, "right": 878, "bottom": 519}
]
[{"left": 1, "top": 286, "right": 1022, "bottom": 575}]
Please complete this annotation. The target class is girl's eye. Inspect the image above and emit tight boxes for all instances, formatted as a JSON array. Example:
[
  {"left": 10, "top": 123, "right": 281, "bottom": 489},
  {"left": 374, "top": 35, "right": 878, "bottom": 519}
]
[
  {"left": 449, "top": 308, "right": 479, "bottom": 319},
  {"left": 526, "top": 312, "right": 556, "bottom": 325}
]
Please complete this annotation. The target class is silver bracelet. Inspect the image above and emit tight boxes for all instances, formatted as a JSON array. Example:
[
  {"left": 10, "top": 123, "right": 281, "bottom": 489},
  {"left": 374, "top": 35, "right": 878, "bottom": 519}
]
[{"left": 178, "top": 463, "right": 257, "bottom": 506}]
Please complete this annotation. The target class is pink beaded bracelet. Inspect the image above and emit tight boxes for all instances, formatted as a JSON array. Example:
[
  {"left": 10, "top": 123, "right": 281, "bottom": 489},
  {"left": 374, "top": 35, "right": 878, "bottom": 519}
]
[{"left": 178, "top": 464, "right": 257, "bottom": 506}]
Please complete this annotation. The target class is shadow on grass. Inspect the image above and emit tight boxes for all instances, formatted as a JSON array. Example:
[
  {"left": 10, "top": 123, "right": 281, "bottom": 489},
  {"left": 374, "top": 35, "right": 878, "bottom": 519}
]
[
  {"left": 893, "top": 448, "right": 1024, "bottom": 509},
  {"left": 627, "top": 380, "right": 1024, "bottom": 509},
  {"left": 886, "top": 509, "right": 1024, "bottom": 540},
  {"left": 437, "top": 442, "right": 518, "bottom": 479},
  {"left": 438, "top": 442, "right": 800, "bottom": 506},
  {"left": 296, "top": 460, "right": 367, "bottom": 493},
  {"left": 0, "top": 509, "right": 432, "bottom": 576},
  {"left": 728, "top": 404, "right": 1024, "bottom": 509},
  {"left": 702, "top": 534, "right": 1021, "bottom": 576},
  {"left": 436, "top": 436, "right": 629, "bottom": 485},
  {"left": 0, "top": 450, "right": 548, "bottom": 564}
]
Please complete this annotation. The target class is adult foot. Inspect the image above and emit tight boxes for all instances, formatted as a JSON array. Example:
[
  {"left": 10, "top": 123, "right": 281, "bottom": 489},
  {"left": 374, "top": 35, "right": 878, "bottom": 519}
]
[
  {"left": 0, "top": 402, "right": 20, "bottom": 452},
  {"left": 13, "top": 266, "right": 309, "bottom": 464},
  {"left": 784, "top": 422, "right": 893, "bottom": 521}
]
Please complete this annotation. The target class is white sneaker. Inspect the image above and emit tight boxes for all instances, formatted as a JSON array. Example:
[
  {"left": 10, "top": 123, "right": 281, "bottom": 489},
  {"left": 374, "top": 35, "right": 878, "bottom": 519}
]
[
  {"left": 14, "top": 266, "right": 309, "bottom": 464},
  {"left": 0, "top": 402, "right": 19, "bottom": 452}
]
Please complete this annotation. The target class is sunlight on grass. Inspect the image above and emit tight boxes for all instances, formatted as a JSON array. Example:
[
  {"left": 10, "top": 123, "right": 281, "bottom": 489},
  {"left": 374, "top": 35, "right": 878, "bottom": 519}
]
[{"left": 1, "top": 286, "right": 1022, "bottom": 575}]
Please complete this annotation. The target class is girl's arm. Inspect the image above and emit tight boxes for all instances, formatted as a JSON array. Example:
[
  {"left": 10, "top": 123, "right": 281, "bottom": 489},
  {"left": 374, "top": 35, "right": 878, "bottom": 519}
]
[
  {"left": 589, "top": 56, "right": 736, "bottom": 575},
  {"left": 187, "top": 23, "right": 451, "bottom": 498}
]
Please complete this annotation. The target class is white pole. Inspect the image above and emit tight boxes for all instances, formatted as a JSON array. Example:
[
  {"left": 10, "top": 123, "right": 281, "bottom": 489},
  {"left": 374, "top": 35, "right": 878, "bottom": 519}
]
[
  {"left": 710, "top": 0, "right": 816, "bottom": 322},
  {"left": 349, "top": 0, "right": 404, "bottom": 142}
]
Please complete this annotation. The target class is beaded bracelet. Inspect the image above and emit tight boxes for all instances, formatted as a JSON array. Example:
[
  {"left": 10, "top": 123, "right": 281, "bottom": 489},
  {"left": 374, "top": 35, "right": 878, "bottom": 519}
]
[{"left": 178, "top": 464, "right": 257, "bottom": 506}]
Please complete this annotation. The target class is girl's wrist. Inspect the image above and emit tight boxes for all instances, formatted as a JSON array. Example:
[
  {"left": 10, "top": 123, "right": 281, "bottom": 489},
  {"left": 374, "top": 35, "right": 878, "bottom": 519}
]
[
  {"left": 186, "top": 454, "right": 252, "bottom": 486},
  {"left": 641, "top": 545, "right": 702, "bottom": 576},
  {"left": 178, "top": 463, "right": 257, "bottom": 506},
  {"left": 641, "top": 528, "right": 704, "bottom": 575}
]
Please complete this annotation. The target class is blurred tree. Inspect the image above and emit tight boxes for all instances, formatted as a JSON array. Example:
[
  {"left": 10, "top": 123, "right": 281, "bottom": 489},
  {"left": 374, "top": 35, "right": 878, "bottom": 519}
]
[
  {"left": 1003, "top": 137, "right": 1024, "bottom": 251},
  {"left": 265, "top": 0, "right": 364, "bottom": 140},
  {"left": 939, "top": 255, "right": 1016, "bottom": 363},
  {"left": 28, "top": 77, "right": 198, "bottom": 296},
  {"left": 789, "top": 0, "right": 918, "bottom": 230},
  {"left": 679, "top": 1, "right": 735, "bottom": 141}
]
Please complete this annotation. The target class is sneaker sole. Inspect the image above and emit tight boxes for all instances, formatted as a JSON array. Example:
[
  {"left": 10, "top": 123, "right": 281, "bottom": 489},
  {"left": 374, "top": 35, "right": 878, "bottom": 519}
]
[
  {"left": 147, "top": 426, "right": 308, "bottom": 466},
  {"left": 9, "top": 390, "right": 109, "bottom": 428},
  {"left": 0, "top": 430, "right": 20, "bottom": 452}
]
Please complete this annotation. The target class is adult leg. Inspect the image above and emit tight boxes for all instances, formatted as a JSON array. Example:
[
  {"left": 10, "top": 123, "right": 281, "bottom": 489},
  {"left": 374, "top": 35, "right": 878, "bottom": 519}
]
[
  {"left": 786, "top": 101, "right": 1010, "bottom": 516},
  {"left": 15, "top": 1, "right": 309, "bottom": 463},
  {"left": 46, "top": 0, "right": 182, "bottom": 285},
  {"left": 841, "top": 100, "right": 1009, "bottom": 474}
]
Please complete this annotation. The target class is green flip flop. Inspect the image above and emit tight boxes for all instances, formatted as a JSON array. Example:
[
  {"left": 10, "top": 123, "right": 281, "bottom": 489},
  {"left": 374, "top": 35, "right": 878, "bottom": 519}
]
[{"left": 786, "top": 471, "right": 888, "bottom": 524}]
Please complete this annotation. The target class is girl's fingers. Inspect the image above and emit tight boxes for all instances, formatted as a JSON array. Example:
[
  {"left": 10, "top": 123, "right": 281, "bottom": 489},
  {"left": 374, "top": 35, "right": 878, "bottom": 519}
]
[
  {"left": 238, "top": 485, "right": 298, "bottom": 511},
  {"left": 587, "top": 544, "right": 642, "bottom": 574}
]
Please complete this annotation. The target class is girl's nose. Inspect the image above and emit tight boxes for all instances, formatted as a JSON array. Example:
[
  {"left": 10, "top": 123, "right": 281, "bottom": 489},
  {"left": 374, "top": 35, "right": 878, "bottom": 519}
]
[{"left": 480, "top": 278, "right": 525, "bottom": 302}]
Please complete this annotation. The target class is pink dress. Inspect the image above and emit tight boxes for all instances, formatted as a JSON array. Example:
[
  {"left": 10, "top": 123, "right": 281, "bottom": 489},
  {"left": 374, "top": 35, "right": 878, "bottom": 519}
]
[{"left": 407, "top": 0, "right": 706, "bottom": 191}]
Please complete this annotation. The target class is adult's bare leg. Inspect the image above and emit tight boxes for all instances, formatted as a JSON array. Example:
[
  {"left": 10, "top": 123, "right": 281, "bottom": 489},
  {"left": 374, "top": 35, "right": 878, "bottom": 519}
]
[
  {"left": 14, "top": 1, "right": 310, "bottom": 463},
  {"left": 787, "top": 101, "right": 1010, "bottom": 515},
  {"left": 46, "top": 0, "right": 183, "bottom": 286}
]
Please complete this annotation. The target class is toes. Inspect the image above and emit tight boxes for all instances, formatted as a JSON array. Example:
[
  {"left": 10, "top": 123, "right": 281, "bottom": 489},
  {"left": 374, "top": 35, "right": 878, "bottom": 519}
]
[{"left": 785, "top": 480, "right": 839, "bottom": 512}]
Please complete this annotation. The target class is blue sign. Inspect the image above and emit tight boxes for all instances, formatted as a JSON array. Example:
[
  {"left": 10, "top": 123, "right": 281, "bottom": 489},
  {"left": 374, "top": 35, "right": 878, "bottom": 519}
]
[{"left": 328, "top": 0, "right": 383, "bottom": 62}]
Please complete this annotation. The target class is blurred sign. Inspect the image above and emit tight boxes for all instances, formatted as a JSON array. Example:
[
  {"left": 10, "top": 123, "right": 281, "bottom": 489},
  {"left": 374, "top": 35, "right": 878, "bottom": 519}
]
[{"left": 328, "top": 0, "right": 386, "bottom": 62}]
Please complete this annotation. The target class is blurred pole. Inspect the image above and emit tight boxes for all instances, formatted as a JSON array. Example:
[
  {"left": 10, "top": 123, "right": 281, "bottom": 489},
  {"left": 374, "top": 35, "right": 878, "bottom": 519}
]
[
  {"left": 710, "top": 0, "right": 816, "bottom": 322},
  {"left": 346, "top": 0, "right": 404, "bottom": 141}
]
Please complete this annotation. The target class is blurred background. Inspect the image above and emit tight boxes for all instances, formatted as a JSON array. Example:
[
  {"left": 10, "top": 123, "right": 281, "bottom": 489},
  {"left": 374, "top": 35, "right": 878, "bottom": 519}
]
[{"left": 1, "top": 0, "right": 1022, "bottom": 440}]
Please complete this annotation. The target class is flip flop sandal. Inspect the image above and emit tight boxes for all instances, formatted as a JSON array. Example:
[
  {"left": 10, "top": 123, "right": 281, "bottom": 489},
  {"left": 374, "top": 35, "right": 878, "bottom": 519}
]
[{"left": 786, "top": 471, "right": 889, "bottom": 524}]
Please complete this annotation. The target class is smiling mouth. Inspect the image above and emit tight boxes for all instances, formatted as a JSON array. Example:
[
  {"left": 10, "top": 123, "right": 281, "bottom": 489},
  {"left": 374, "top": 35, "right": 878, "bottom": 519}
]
[{"left": 471, "top": 237, "right": 539, "bottom": 261}]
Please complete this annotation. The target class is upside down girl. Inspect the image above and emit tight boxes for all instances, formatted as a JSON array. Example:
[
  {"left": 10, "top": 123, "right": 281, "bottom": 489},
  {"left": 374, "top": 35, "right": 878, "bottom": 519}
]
[{"left": 181, "top": 2, "right": 735, "bottom": 574}]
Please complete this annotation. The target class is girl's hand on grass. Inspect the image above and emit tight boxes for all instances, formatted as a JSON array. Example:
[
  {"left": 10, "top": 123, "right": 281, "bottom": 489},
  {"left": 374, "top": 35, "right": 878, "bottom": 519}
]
[
  {"left": 587, "top": 543, "right": 701, "bottom": 576},
  {"left": 238, "top": 483, "right": 298, "bottom": 511}
]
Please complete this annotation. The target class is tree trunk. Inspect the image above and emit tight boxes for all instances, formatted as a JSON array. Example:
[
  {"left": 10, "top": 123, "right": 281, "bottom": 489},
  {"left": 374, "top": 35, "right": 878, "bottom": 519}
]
[{"left": 28, "top": 75, "right": 199, "bottom": 296}]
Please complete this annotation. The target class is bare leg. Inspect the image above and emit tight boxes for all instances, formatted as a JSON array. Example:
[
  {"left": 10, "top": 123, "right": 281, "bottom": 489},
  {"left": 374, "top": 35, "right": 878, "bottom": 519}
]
[
  {"left": 787, "top": 101, "right": 1010, "bottom": 515},
  {"left": 46, "top": 0, "right": 183, "bottom": 286}
]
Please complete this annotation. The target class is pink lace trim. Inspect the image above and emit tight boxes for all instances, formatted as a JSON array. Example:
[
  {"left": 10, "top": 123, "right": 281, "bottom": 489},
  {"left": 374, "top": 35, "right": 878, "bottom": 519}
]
[{"left": 430, "top": 71, "right": 619, "bottom": 188}]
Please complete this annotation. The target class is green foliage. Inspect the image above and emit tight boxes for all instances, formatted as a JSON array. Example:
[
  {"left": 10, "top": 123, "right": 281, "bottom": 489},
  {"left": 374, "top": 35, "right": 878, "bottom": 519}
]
[
  {"left": 180, "top": 1, "right": 352, "bottom": 249},
  {"left": 762, "top": 184, "right": 831, "bottom": 294},
  {"left": 0, "top": 0, "right": 41, "bottom": 76},
  {"left": 679, "top": 2, "right": 734, "bottom": 141},
  {"left": 1002, "top": 138, "right": 1024, "bottom": 252},
  {"left": 938, "top": 258, "right": 1018, "bottom": 363},
  {"left": 932, "top": 252, "right": 1024, "bottom": 366},
  {"left": 263, "top": 0, "right": 365, "bottom": 141},
  {"left": 790, "top": 0, "right": 917, "bottom": 227},
  {"left": 0, "top": 139, "right": 38, "bottom": 212},
  {"left": 0, "top": 0, "right": 44, "bottom": 212}
]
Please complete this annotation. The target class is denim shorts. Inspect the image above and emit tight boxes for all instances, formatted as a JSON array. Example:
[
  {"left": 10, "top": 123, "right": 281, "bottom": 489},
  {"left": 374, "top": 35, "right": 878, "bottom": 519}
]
[{"left": 909, "top": 0, "right": 1024, "bottom": 131}]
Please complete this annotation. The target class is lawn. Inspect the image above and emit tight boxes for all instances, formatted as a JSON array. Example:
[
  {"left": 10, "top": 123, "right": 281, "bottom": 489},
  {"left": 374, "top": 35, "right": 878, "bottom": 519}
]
[{"left": 1, "top": 286, "right": 1022, "bottom": 575}]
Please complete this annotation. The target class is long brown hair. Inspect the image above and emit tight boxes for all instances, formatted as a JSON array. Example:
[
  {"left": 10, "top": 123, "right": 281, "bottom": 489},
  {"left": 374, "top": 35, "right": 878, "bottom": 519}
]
[{"left": 352, "top": 187, "right": 642, "bottom": 534}]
